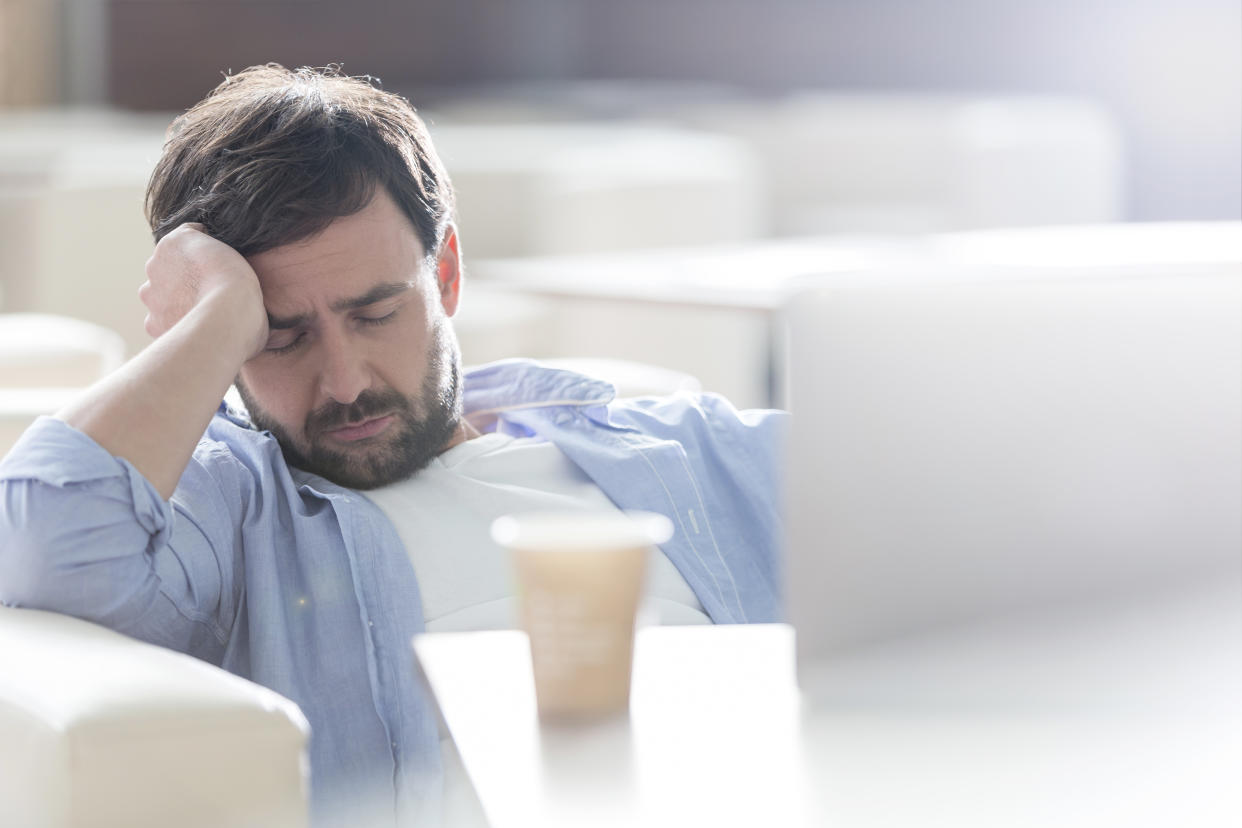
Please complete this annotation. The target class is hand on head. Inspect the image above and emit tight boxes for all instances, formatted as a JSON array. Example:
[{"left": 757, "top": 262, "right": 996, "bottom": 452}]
[{"left": 139, "top": 223, "right": 269, "bottom": 359}]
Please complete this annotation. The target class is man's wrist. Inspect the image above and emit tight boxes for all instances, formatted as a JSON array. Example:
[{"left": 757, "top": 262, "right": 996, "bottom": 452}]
[{"left": 196, "top": 279, "right": 269, "bottom": 364}]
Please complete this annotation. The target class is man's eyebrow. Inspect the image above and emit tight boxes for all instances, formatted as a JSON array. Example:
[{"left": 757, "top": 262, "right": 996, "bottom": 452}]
[
  {"left": 266, "top": 282, "right": 414, "bottom": 329},
  {"left": 330, "top": 281, "right": 414, "bottom": 312}
]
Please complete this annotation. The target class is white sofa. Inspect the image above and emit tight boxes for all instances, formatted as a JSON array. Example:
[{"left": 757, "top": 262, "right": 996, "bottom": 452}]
[{"left": 0, "top": 606, "right": 309, "bottom": 828}]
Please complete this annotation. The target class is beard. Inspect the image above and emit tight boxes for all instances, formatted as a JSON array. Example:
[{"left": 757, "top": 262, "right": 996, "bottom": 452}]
[{"left": 235, "top": 317, "right": 464, "bottom": 490}]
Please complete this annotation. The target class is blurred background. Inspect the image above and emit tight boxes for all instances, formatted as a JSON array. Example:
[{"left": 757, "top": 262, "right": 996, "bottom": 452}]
[{"left": 1, "top": 0, "right": 1240, "bottom": 422}]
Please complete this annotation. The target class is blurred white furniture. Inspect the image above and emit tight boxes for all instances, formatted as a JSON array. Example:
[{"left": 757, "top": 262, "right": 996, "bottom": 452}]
[
  {"left": 683, "top": 93, "right": 1123, "bottom": 235},
  {"left": 0, "top": 312, "right": 125, "bottom": 385},
  {"left": 416, "top": 589, "right": 1242, "bottom": 828},
  {"left": 427, "top": 84, "right": 1124, "bottom": 236},
  {"left": 452, "top": 286, "right": 558, "bottom": 366},
  {"left": 0, "top": 606, "right": 309, "bottom": 828},
  {"left": 428, "top": 121, "right": 763, "bottom": 258},
  {"left": 0, "top": 313, "right": 126, "bottom": 455},
  {"left": 783, "top": 237, "right": 1241, "bottom": 666},
  {"left": 468, "top": 235, "right": 912, "bottom": 407},
  {"left": 419, "top": 79, "right": 745, "bottom": 126},
  {"left": 452, "top": 287, "right": 704, "bottom": 396},
  {"left": 0, "top": 92, "right": 1124, "bottom": 365},
  {"left": 471, "top": 222, "right": 1241, "bottom": 410},
  {"left": 0, "top": 109, "right": 168, "bottom": 354}
]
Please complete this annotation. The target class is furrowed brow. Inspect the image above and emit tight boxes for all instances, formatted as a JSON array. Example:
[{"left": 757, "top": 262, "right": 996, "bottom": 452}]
[
  {"left": 265, "top": 281, "right": 414, "bottom": 329},
  {"left": 330, "top": 281, "right": 414, "bottom": 313}
]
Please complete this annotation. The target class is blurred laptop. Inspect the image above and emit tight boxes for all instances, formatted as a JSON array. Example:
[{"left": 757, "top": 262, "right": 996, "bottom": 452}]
[{"left": 780, "top": 224, "right": 1242, "bottom": 701}]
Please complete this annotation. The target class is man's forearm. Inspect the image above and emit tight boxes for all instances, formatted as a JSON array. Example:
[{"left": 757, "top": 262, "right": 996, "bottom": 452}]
[{"left": 56, "top": 287, "right": 261, "bottom": 500}]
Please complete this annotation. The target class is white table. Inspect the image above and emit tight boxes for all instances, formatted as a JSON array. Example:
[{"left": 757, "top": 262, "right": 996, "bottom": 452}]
[
  {"left": 414, "top": 588, "right": 1242, "bottom": 828},
  {"left": 415, "top": 624, "right": 805, "bottom": 828}
]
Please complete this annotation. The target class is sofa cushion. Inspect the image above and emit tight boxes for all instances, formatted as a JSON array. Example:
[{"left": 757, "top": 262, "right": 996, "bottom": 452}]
[{"left": 0, "top": 606, "right": 310, "bottom": 828}]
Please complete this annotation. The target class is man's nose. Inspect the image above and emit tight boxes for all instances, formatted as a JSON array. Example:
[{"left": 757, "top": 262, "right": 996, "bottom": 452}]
[{"left": 317, "top": 337, "right": 372, "bottom": 406}]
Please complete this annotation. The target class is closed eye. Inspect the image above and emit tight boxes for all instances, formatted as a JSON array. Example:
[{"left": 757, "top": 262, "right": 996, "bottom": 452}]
[
  {"left": 264, "top": 301, "right": 400, "bottom": 355},
  {"left": 266, "top": 330, "right": 308, "bottom": 355},
  {"left": 357, "top": 309, "right": 397, "bottom": 327}
]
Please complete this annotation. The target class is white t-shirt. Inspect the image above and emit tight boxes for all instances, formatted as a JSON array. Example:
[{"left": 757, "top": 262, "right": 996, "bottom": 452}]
[
  {"left": 363, "top": 432, "right": 710, "bottom": 825},
  {"left": 363, "top": 431, "right": 710, "bottom": 632}
]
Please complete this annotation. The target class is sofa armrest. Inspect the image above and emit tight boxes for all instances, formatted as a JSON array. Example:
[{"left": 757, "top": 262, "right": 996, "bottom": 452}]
[{"left": 0, "top": 606, "right": 310, "bottom": 828}]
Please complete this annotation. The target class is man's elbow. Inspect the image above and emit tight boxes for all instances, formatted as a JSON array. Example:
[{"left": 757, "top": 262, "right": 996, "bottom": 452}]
[
  {"left": 0, "top": 522, "right": 62, "bottom": 612},
  {"left": 0, "top": 478, "right": 148, "bottom": 615},
  {"left": 1, "top": 478, "right": 68, "bottom": 607}
]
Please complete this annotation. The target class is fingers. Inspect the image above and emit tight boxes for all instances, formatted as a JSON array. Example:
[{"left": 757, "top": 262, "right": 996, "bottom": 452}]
[{"left": 139, "top": 282, "right": 167, "bottom": 339}]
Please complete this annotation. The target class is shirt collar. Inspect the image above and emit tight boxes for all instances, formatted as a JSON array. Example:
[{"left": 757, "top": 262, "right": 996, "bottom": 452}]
[{"left": 462, "top": 359, "right": 616, "bottom": 416}]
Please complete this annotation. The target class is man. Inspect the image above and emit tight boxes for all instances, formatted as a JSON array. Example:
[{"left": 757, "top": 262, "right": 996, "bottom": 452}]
[{"left": 0, "top": 65, "right": 784, "bottom": 825}]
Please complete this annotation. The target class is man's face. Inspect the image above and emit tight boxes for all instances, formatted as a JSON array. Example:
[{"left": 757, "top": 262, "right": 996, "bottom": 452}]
[{"left": 234, "top": 189, "right": 467, "bottom": 489}]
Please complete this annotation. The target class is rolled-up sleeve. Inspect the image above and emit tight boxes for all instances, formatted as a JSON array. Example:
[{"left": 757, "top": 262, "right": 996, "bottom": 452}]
[{"left": 0, "top": 416, "right": 244, "bottom": 663}]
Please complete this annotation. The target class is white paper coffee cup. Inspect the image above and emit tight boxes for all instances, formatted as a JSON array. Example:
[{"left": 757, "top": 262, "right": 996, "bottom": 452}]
[{"left": 492, "top": 510, "right": 674, "bottom": 720}]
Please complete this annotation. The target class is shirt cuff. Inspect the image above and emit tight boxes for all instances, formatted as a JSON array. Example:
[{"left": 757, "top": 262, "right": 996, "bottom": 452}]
[{"left": 0, "top": 415, "right": 172, "bottom": 544}]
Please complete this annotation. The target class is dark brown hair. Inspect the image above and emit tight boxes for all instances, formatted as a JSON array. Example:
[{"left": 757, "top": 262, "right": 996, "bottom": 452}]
[{"left": 145, "top": 64, "right": 454, "bottom": 258}]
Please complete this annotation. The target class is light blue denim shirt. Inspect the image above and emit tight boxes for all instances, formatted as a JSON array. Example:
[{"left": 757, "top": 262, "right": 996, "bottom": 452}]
[{"left": 0, "top": 359, "right": 786, "bottom": 826}]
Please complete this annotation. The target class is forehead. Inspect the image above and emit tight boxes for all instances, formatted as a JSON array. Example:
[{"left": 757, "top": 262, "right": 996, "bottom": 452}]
[{"left": 246, "top": 189, "right": 427, "bottom": 305}]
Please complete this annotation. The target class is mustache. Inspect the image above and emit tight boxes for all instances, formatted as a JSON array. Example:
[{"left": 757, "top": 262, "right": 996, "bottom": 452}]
[{"left": 305, "top": 388, "right": 412, "bottom": 436}]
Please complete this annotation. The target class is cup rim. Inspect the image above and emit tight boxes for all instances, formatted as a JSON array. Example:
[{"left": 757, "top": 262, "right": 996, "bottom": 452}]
[{"left": 490, "top": 509, "right": 675, "bottom": 552}]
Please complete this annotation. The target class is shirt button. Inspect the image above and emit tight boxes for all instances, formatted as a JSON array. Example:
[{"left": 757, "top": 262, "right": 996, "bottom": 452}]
[{"left": 554, "top": 412, "right": 572, "bottom": 426}]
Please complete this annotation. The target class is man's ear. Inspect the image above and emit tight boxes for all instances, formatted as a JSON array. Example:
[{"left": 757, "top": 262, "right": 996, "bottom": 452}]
[{"left": 435, "top": 225, "right": 462, "bottom": 317}]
